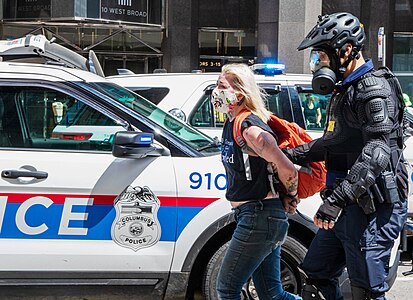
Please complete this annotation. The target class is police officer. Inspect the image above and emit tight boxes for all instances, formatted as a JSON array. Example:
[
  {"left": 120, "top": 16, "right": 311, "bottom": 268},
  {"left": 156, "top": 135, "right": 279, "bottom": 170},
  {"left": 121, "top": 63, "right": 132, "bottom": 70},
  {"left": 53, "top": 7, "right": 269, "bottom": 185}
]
[{"left": 285, "top": 12, "right": 408, "bottom": 299}]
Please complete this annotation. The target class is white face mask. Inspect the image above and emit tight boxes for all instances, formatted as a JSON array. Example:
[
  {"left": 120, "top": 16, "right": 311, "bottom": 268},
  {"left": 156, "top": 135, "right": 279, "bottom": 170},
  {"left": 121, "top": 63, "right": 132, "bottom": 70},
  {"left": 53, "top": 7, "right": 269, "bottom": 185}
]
[{"left": 211, "top": 89, "right": 238, "bottom": 114}]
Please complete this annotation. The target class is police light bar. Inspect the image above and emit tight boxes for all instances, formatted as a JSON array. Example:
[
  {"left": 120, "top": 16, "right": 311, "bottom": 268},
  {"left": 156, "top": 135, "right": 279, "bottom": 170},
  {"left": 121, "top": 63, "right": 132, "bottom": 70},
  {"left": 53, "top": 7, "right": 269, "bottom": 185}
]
[
  {"left": 250, "top": 63, "right": 285, "bottom": 75},
  {"left": 0, "top": 34, "right": 100, "bottom": 74},
  {"left": 0, "top": 35, "right": 46, "bottom": 54}
]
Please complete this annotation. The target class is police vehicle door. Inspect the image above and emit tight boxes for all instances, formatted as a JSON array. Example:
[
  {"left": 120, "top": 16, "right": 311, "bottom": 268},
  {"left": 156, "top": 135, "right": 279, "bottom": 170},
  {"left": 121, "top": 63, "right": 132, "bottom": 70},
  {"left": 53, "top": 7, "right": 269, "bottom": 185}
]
[{"left": 0, "top": 83, "right": 177, "bottom": 281}]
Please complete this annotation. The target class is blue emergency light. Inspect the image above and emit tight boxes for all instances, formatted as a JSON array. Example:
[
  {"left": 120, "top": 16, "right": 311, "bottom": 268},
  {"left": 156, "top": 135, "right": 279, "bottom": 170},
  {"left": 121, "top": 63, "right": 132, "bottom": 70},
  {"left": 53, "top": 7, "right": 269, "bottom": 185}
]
[
  {"left": 250, "top": 63, "right": 285, "bottom": 76},
  {"left": 136, "top": 133, "right": 153, "bottom": 146}
]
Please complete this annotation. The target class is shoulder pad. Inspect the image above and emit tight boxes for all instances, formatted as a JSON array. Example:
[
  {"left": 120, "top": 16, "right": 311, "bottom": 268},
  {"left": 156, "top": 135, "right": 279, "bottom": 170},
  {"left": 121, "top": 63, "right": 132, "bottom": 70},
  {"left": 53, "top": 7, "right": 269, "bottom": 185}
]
[{"left": 355, "top": 74, "right": 391, "bottom": 102}]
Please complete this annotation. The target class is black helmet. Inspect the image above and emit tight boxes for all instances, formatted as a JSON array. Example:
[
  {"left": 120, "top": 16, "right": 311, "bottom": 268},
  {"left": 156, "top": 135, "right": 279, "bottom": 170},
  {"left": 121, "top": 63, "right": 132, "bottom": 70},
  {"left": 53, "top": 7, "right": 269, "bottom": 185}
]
[{"left": 297, "top": 12, "right": 365, "bottom": 51}]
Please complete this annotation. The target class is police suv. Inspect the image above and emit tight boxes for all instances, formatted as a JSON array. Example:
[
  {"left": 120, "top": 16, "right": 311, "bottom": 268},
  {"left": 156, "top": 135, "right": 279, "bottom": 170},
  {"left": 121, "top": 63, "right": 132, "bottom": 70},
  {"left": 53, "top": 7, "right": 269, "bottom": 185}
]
[
  {"left": 108, "top": 64, "right": 413, "bottom": 294},
  {"left": 0, "top": 35, "right": 405, "bottom": 299},
  {"left": 108, "top": 65, "right": 413, "bottom": 224}
]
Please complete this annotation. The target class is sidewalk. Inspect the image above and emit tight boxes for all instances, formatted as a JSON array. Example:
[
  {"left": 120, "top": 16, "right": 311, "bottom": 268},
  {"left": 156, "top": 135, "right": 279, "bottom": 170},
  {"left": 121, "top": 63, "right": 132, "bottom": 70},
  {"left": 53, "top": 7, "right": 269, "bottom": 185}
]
[{"left": 387, "top": 261, "right": 413, "bottom": 299}]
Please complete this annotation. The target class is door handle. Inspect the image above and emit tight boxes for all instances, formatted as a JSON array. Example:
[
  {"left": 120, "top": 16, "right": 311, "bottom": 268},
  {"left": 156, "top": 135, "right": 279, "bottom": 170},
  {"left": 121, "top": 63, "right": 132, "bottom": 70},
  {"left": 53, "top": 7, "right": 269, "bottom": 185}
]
[{"left": 1, "top": 170, "right": 48, "bottom": 179}]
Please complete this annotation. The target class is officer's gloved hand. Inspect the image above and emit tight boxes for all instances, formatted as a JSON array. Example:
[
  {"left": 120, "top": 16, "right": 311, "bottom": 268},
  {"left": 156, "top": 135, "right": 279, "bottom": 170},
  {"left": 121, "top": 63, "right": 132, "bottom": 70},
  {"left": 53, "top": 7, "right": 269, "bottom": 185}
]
[
  {"left": 281, "top": 148, "right": 294, "bottom": 162},
  {"left": 314, "top": 190, "right": 346, "bottom": 230},
  {"left": 281, "top": 147, "right": 305, "bottom": 166}
]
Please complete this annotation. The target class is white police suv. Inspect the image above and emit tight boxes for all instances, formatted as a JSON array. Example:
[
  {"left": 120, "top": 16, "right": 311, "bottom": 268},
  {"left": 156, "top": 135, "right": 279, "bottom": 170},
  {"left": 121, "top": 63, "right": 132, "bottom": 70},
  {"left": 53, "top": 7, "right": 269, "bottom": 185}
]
[
  {"left": 108, "top": 65, "right": 413, "bottom": 226},
  {"left": 108, "top": 64, "right": 413, "bottom": 296},
  {"left": 0, "top": 35, "right": 403, "bottom": 299}
]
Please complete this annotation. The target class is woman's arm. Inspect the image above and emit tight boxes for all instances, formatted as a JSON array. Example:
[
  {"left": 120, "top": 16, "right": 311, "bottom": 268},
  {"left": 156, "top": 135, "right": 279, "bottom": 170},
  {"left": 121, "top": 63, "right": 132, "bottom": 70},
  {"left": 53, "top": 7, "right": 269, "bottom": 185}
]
[{"left": 243, "top": 125, "right": 298, "bottom": 196}]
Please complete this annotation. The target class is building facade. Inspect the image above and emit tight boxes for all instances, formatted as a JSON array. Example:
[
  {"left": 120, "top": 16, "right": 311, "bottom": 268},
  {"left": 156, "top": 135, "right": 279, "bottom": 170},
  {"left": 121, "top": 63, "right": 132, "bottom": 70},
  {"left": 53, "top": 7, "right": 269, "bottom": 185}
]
[
  {"left": 0, "top": 0, "right": 165, "bottom": 75},
  {"left": 0, "top": 0, "right": 413, "bottom": 94},
  {"left": 0, "top": 0, "right": 322, "bottom": 75}
]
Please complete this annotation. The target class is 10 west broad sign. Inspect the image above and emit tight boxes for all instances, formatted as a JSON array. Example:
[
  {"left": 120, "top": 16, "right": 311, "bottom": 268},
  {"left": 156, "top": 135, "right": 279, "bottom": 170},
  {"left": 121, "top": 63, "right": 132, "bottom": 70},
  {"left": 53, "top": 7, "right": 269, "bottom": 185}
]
[
  {"left": 101, "top": 0, "right": 149, "bottom": 23},
  {"left": 3, "top": 0, "right": 160, "bottom": 25}
]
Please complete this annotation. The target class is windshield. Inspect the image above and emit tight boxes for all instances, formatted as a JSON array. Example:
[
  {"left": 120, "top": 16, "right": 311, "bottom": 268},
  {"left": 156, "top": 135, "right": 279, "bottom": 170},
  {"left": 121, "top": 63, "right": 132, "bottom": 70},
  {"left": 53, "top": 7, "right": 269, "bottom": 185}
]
[{"left": 83, "top": 81, "right": 220, "bottom": 153}]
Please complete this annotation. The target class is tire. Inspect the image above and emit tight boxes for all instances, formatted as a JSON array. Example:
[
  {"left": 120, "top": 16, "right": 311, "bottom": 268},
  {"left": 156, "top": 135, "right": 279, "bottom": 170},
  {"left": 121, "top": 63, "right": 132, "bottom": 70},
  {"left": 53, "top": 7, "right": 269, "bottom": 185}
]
[{"left": 202, "top": 236, "right": 307, "bottom": 300}]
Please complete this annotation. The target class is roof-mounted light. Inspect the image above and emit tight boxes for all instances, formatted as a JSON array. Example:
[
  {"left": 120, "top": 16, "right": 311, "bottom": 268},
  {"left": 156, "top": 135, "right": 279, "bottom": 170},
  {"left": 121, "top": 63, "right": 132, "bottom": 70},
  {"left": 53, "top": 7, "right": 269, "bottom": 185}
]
[{"left": 250, "top": 63, "right": 285, "bottom": 76}]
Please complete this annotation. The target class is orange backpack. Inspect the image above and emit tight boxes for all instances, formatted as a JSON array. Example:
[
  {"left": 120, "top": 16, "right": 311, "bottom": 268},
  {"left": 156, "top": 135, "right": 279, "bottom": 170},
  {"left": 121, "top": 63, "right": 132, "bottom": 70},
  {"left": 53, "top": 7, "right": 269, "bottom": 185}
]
[{"left": 232, "top": 110, "right": 326, "bottom": 199}]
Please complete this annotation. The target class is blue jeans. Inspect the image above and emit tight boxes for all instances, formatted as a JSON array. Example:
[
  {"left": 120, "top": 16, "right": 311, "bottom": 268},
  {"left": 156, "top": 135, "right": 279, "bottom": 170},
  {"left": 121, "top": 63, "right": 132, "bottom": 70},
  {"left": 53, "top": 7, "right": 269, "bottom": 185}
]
[
  {"left": 217, "top": 198, "right": 302, "bottom": 300},
  {"left": 301, "top": 200, "right": 407, "bottom": 300}
]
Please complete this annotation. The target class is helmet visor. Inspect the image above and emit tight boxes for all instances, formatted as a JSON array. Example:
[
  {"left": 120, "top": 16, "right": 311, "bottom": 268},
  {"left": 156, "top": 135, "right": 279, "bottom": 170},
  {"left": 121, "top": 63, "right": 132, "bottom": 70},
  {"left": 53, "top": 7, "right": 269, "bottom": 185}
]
[{"left": 309, "top": 49, "right": 332, "bottom": 73}]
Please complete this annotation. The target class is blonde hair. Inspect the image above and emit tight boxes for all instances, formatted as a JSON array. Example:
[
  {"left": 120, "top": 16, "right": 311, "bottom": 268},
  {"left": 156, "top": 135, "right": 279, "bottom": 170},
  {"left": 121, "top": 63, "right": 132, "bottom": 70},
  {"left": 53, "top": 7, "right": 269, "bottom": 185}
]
[{"left": 221, "top": 63, "right": 271, "bottom": 122}]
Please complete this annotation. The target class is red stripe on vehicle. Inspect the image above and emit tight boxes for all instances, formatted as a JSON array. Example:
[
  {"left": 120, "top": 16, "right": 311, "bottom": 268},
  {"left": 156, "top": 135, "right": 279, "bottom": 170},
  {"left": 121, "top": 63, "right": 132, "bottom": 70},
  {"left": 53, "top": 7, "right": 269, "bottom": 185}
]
[
  {"left": 160, "top": 196, "right": 220, "bottom": 207},
  {"left": 0, "top": 193, "right": 220, "bottom": 207}
]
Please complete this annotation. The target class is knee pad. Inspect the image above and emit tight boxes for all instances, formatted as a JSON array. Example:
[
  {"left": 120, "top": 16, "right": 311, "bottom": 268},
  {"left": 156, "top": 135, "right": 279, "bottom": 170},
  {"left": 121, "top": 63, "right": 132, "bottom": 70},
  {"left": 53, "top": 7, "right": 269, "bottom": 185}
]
[{"left": 302, "top": 283, "right": 326, "bottom": 300}]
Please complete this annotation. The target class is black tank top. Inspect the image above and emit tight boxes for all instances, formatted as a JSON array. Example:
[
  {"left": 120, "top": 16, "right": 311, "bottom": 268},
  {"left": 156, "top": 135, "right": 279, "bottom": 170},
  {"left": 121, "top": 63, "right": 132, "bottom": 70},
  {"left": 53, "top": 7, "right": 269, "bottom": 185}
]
[{"left": 221, "top": 114, "right": 275, "bottom": 201}]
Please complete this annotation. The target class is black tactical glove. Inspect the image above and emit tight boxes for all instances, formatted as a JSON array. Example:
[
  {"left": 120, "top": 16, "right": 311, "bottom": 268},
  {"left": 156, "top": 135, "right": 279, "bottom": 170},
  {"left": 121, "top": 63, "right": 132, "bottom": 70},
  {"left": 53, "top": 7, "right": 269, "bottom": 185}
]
[
  {"left": 315, "top": 198, "right": 343, "bottom": 223},
  {"left": 281, "top": 148, "right": 294, "bottom": 162},
  {"left": 315, "top": 188, "right": 347, "bottom": 225}
]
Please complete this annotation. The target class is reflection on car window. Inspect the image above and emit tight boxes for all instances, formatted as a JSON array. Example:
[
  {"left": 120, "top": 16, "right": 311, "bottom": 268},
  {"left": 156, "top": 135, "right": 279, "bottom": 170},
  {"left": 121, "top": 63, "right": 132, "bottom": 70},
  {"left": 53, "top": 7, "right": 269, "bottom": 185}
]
[
  {"left": 0, "top": 86, "right": 124, "bottom": 151},
  {"left": 298, "top": 87, "right": 331, "bottom": 130},
  {"left": 85, "top": 82, "right": 219, "bottom": 153}
]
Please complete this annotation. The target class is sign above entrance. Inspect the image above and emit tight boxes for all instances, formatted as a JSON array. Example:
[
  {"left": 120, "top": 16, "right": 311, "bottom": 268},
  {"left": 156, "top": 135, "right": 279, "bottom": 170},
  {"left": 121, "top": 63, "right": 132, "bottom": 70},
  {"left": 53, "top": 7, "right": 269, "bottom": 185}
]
[
  {"left": 101, "top": 0, "right": 149, "bottom": 24},
  {"left": 3, "top": 0, "right": 163, "bottom": 27}
]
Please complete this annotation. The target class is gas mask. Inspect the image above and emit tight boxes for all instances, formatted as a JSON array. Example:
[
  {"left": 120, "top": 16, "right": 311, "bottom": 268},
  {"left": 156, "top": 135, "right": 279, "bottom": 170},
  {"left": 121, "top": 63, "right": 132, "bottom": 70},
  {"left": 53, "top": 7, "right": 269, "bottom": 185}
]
[
  {"left": 211, "top": 88, "right": 239, "bottom": 114},
  {"left": 309, "top": 49, "right": 342, "bottom": 95}
]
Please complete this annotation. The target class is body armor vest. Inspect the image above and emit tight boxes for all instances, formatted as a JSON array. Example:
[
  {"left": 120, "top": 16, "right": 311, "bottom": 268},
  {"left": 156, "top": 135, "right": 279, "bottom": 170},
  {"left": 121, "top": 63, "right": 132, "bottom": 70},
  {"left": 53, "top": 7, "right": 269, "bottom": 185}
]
[
  {"left": 322, "top": 71, "right": 404, "bottom": 173},
  {"left": 321, "top": 87, "right": 364, "bottom": 172}
]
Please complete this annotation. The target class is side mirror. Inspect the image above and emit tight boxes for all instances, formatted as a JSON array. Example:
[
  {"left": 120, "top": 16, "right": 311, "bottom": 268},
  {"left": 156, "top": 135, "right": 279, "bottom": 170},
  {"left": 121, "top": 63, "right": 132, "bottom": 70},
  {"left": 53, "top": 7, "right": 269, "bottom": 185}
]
[{"left": 112, "top": 131, "right": 167, "bottom": 158}]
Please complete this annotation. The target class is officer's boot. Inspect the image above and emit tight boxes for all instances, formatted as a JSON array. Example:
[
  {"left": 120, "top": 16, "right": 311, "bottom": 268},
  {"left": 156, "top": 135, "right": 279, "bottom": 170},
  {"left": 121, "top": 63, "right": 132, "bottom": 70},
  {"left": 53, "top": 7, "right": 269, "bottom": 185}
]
[{"left": 351, "top": 285, "right": 371, "bottom": 300}]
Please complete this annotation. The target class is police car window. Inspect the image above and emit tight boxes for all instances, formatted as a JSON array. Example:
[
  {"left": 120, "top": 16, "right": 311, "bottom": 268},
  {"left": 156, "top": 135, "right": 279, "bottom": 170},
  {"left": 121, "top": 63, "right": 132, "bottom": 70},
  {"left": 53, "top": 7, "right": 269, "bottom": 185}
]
[
  {"left": 189, "top": 93, "right": 226, "bottom": 128},
  {"left": 86, "top": 82, "right": 219, "bottom": 153},
  {"left": 0, "top": 86, "right": 123, "bottom": 151},
  {"left": 187, "top": 84, "right": 225, "bottom": 129},
  {"left": 297, "top": 86, "right": 331, "bottom": 130},
  {"left": 262, "top": 86, "right": 284, "bottom": 119},
  {"left": 190, "top": 93, "right": 212, "bottom": 127}
]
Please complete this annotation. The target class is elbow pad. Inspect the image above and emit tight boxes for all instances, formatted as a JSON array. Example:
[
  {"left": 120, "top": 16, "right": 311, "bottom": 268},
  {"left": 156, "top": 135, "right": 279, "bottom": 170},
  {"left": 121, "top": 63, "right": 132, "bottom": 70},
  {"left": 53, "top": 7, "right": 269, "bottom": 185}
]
[{"left": 336, "top": 140, "right": 390, "bottom": 202}]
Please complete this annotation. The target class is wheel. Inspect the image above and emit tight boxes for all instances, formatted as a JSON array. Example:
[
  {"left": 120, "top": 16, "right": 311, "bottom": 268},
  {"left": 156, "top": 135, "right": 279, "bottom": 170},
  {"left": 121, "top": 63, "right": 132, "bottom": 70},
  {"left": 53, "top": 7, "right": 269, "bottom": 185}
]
[
  {"left": 202, "top": 236, "right": 307, "bottom": 300},
  {"left": 280, "top": 236, "right": 307, "bottom": 294}
]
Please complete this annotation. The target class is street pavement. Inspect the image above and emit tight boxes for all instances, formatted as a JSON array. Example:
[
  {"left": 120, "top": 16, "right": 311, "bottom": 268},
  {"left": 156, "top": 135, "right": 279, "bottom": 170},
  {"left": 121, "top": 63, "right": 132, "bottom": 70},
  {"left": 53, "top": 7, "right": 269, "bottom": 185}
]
[
  {"left": 387, "top": 261, "right": 413, "bottom": 299},
  {"left": 0, "top": 262, "right": 410, "bottom": 299}
]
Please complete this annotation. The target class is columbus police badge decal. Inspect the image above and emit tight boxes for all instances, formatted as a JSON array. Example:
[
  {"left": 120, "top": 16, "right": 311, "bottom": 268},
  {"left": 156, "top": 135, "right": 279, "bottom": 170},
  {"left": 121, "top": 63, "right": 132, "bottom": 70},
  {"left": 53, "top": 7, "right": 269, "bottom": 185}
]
[{"left": 111, "top": 185, "right": 161, "bottom": 251}]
